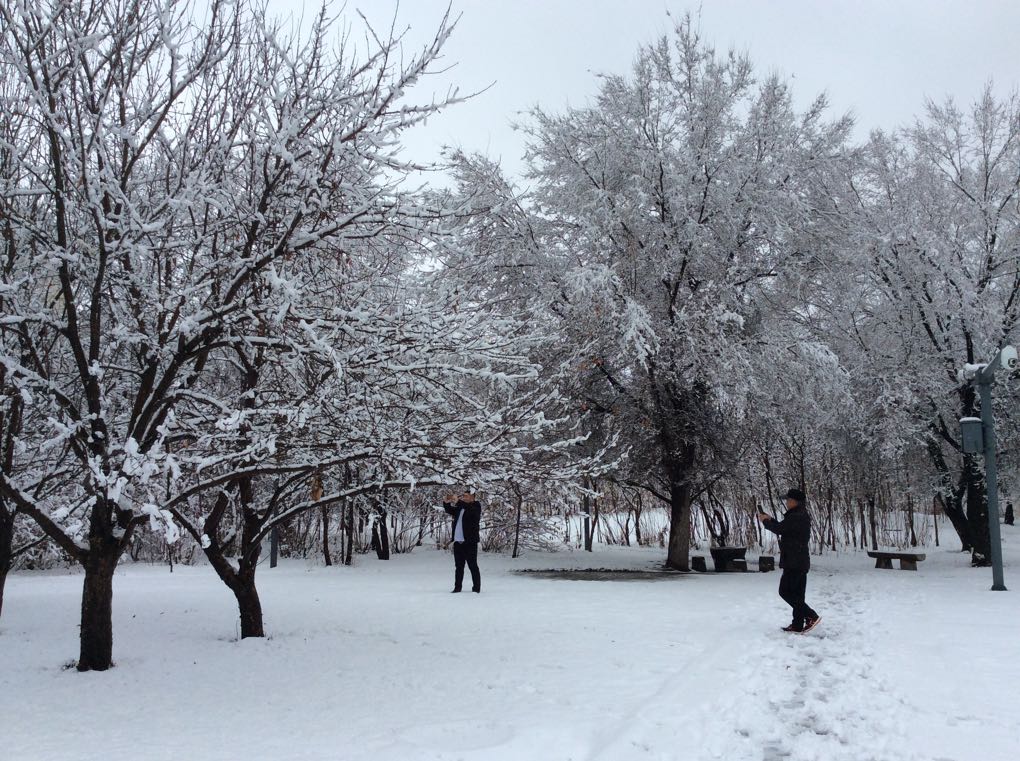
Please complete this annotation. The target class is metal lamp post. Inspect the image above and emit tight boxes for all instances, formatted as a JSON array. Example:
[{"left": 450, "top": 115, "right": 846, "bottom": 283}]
[{"left": 960, "top": 345, "right": 1015, "bottom": 591}]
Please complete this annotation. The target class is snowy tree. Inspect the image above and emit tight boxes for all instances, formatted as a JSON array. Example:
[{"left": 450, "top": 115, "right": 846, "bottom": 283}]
[
  {"left": 160, "top": 266, "right": 592, "bottom": 637},
  {"left": 0, "top": 0, "right": 469, "bottom": 668},
  {"left": 510, "top": 17, "right": 852, "bottom": 569},
  {"left": 827, "top": 88, "right": 1020, "bottom": 563}
]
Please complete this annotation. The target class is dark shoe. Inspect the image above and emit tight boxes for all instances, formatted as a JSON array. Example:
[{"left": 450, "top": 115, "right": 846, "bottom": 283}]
[
  {"left": 782, "top": 622, "right": 804, "bottom": 633},
  {"left": 472, "top": 588, "right": 480, "bottom": 593},
  {"left": 451, "top": 588, "right": 462, "bottom": 593},
  {"left": 801, "top": 616, "right": 821, "bottom": 633}
]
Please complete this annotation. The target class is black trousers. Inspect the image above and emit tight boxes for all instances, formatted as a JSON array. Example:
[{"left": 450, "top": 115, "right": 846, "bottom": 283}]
[
  {"left": 453, "top": 541, "right": 481, "bottom": 592},
  {"left": 778, "top": 568, "right": 817, "bottom": 626}
]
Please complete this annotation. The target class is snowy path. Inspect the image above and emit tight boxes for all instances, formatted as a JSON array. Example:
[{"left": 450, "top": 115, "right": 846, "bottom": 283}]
[
  {"left": 582, "top": 571, "right": 917, "bottom": 761},
  {"left": 743, "top": 575, "right": 911, "bottom": 761},
  {"left": 3, "top": 539, "right": 1020, "bottom": 761}
]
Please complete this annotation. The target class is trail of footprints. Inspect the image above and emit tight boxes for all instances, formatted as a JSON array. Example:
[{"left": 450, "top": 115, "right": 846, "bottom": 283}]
[
  {"left": 584, "top": 576, "right": 922, "bottom": 761},
  {"left": 758, "top": 577, "right": 917, "bottom": 761}
]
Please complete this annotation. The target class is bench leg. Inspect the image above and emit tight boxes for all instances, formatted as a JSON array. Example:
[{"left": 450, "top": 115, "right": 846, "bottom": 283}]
[
  {"left": 899, "top": 559, "right": 918, "bottom": 571},
  {"left": 875, "top": 557, "right": 893, "bottom": 570}
]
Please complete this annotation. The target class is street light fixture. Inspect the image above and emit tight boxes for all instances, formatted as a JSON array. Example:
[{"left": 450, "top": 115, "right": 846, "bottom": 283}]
[{"left": 960, "top": 346, "right": 1014, "bottom": 591}]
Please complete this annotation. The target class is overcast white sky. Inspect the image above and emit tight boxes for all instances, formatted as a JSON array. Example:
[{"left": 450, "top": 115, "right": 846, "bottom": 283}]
[{"left": 266, "top": 0, "right": 1020, "bottom": 183}]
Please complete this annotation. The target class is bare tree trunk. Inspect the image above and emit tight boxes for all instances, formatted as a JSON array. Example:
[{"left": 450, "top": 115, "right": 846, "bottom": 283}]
[
  {"left": 0, "top": 564, "right": 7, "bottom": 621},
  {"left": 511, "top": 487, "right": 523, "bottom": 559},
  {"left": 0, "top": 508, "right": 12, "bottom": 620},
  {"left": 633, "top": 492, "right": 643, "bottom": 546},
  {"left": 231, "top": 572, "right": 265, "bottom": 639},
  {"left": 210, "top": 553, "right": 265, "bottom": 639},
  {"left": 205, "top": 522, "right": 266, "bottom": 639},
  {"left": 755, "top": 499, "right": 764, "bottom": 547},
  {"left": 929, "top": 441, "right": 972, "bottom": 552},
  {"left": 868, "top": 495, "right": 878, "bottom": 551},
  {"left": 826, "top": 483, "right": 837, "bottom": 551},
  {"left": 762, "top": 452, "right": 780, "bottom": 516},
  {"left": 192, "top": 481, "right": 269, "bottom": 639},
  {"left": 858, "top": 500, "right": 867, "bottom": 550},
  {"left": 372, "top": 502, "right": 390, "bottom": 560},
  {"left": 582, "top": 489, "right": 593, "bottom": 552},
  {"left": 666, "top": 480, "right": 692, "bottom": 571},
  {"left": 322, "top": 505, "right": 332, "bottom": 566},
  {"left": 78, "top": 545, "right": 118, "bottom": 671},
  {"left": 344, "top": 500, "right": 354, "bottom": 565},
  {"left": 379, "top": 511, "right": 390, "bottom": 559},
  {"left": 0, "top": 385, "right": 24, "bottom": 620},
  {"left": 907, "top": 493, "right": 918, "bottom": 547},
  {"left": 964, "top": 455, "right": 991, "bottom": 566}
]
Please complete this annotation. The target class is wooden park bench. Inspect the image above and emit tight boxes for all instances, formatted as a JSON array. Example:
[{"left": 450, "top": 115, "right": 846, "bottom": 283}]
[{"left": 867, "top": 550, "right": 926, "bottom": 571}]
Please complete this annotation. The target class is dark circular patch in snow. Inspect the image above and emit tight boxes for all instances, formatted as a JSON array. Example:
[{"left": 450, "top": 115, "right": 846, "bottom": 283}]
[{"left": 513, "top": 568, "right": 688, "bottom": 581}]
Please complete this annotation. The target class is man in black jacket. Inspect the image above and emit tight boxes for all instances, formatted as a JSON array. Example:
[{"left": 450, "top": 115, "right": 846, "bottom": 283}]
[
  {"left": 758, "top": 488, "right": 820, "bottom": 633},
  {"left": 443, "top": 491, "right": 482, "bottom": 593}
]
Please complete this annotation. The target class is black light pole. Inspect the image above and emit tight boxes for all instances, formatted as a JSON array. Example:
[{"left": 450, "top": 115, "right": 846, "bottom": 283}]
[{"left": 960, "top": 346, "right": 1014, "bottom": 591}]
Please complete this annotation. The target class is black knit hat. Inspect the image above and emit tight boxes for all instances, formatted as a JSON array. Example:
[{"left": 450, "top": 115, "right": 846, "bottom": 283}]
[{"left": 782, "top": 488, "right": 806, "bottom": 504}]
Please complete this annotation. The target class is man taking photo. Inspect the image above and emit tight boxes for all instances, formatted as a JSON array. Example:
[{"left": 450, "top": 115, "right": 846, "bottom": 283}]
[
  {"left": 443, "top": 490, "right": 482, "bottom": 593},
  {"left": 759, "top": 488, "right": 820, "bottom": 633}
]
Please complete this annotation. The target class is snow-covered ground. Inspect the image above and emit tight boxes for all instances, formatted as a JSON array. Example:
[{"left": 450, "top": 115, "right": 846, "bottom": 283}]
[{"left": 3, "top": 528, "right": 1020, "bottom": 761}]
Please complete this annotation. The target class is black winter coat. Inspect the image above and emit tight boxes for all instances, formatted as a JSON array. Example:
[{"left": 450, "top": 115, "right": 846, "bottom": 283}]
[
  {"left": 444, "top": 500, "right": 481, "bottom": 543},
  {"left": 763, "top": 506, "right": 811, "bottom": 571}
]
